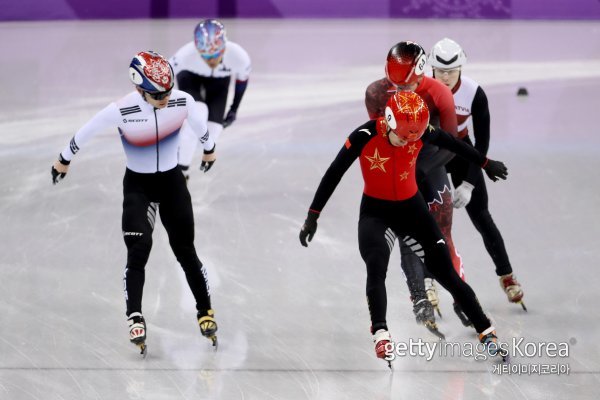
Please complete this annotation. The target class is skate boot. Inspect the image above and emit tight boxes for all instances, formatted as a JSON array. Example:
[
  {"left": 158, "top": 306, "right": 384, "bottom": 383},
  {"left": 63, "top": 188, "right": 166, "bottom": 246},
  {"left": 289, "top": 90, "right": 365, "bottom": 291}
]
[
  {"left": 127, "top": 312, "right": 147, "bottom": 356},
  {"left": 425, "top": 278, "right": 442, "bottom": 317},
  {"left": 413, "top": 298, "right": 445, "bottom": 340},
  {"left": 499, "top": 273, "right": 526, "bottom": 311},
  {"left": 372, "top": 328, "right": 393, "bottom": 369},
  {"left": 479, "top": 327, "right": 509, "bottom": 362},
  {"left": 198, "top": 309, "right": 218, "bottom": 348},
  {"left": 452, "top": 302, "right": 473, "bottom": 327}
]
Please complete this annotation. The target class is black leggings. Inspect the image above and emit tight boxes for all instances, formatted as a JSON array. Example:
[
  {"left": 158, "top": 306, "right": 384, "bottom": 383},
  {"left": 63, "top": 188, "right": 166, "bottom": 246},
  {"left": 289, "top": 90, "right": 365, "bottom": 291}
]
[
  {"left": 358, "top": 194, "right": 491, "bottom": 333},
  {"left": 122, "top": 167, "right": 211, "bottom": 316},
  {"left": 176, "top": 71, "right": 230, "bottom": 124},
  {"left": 446, "top": 156, "right": 512, "bottom": 276}
]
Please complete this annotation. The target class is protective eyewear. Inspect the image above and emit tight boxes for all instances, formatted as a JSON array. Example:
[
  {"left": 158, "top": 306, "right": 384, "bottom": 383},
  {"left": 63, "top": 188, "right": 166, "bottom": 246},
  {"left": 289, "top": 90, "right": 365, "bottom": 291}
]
[
  {"left": 433, "top": 67, "right": 461, "bottom": 75},
  {"left": 200, "top": 52, "right": 223, "bottom": 60},
  {"left": 145, "top": 89, "right": 172, "bottom": 100}
]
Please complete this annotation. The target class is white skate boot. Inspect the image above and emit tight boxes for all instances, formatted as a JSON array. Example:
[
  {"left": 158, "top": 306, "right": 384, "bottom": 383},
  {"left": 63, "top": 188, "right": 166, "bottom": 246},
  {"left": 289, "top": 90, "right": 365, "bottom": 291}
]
[
  {"left": 127, "top": 312, "right": 147, "bottom": 357},
  {"left": 499, "top": 273, "right": 526, "bottom": 311}
]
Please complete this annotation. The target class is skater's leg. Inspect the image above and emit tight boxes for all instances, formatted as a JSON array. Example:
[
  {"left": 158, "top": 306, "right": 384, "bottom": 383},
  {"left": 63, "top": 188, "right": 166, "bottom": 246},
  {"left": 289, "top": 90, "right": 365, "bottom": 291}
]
[
  {"left": 464, "top": 172, "right": 512, "bottom": 276},
  {"left": 122, "top": 172, "right": 156, "bottom": 316},
  {"left": 422, "top": 167, "right": 464, "bottom": 279},
  {"left": 159, "top": 169, "right": 212, "bottom": 313},
  {"left": 358, "top": 215, "right": 393, "bottom": 332},
  {"left": 406, "top": 194, "right": 491, "bottom": 333}
]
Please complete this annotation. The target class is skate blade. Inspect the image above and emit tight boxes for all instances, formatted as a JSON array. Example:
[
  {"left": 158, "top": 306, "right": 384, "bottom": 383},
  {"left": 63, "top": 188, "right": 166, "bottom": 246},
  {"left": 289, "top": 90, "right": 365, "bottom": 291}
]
[
  {"left": 518, "top": 301, "right": 528, "bottom": 312},
  {"left": 136, "top": 342, "right": 147, "bottom": 358},
  {"left": 424, "top": 321, "right": 446, "bottom": 340},
  {"left": 205, "top": 334, "right": 218, "bottom": 350},
  {"left": 433, "top": 306, "right": 442, "bottom": 318},
  {"left": 387, "top": 360, "right": 393, "bottom": 370}
]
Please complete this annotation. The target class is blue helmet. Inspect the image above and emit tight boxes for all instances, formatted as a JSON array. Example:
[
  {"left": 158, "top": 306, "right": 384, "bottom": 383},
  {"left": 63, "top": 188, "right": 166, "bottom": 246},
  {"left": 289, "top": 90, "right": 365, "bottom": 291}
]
[
  {"left": 129, "top": 50, "right": 174, "bottom": 92},
  {"left": 194, "top": 19, "right": 227, "bottom": 59}
]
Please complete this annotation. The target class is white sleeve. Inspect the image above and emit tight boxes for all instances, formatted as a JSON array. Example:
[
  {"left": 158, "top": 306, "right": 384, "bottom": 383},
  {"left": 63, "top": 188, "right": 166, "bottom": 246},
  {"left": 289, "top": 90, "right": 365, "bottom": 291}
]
[
  {"left": 60, "top": 103, "right": 118, "bottom": 162},
  {"left": 236, "top": 47, "right": 252, "bottom": 81},
  {"left": 186, "top": 99, "right": 214, "bottom": 152}
]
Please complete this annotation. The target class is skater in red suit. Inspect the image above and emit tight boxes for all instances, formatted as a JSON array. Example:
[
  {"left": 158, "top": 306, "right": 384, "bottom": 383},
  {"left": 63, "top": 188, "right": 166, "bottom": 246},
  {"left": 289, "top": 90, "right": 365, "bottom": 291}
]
[
  {"left": 365, "top": 41, "right": 470, "bottom": 328},
  {"left": 299, "top": 90, "right": 508, "bottom": 365}
]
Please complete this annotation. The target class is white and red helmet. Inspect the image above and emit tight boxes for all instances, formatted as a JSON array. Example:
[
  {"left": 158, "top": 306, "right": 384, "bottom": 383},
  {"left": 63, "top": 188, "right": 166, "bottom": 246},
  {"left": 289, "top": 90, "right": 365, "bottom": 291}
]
[
  {"left": 385, "top": 41, "right": 427, "bottom": 86},
  {"left": 384, "top": 91, "right": 430, "bottom": 142},
  {"left": 128, "top": 51, "right": 174, "bottom": 93}
]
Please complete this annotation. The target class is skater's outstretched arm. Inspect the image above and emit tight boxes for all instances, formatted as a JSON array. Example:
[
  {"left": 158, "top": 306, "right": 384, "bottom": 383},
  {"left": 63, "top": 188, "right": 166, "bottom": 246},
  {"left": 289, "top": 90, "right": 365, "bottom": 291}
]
[
  {"left": 423, "top": 126, "right": 507, "bottom": 182},
  {"left": 299, "top": 122, "right": 374, "bottom": 247}
]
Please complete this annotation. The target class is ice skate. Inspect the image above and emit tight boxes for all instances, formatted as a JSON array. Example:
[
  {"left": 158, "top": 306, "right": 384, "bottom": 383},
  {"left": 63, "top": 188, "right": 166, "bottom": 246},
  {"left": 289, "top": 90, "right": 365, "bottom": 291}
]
[
  {"left": 127, "top": 312, "right": 147, "bottom": 357},
  {"left": 479, "top": 327, "right": 509, "bottom": 362},
  {"left": 499, "top": 273, "right": 526, "bottom": 311},
  {"left": 413, "top": 298, "right": 445, "bottom": 340},
  {"left": 198, "top": 309, "right": 218, "bottom": 348},
  {"left": 425, "top": 278, "right": 442, "bottom": 317},
  {"left": 452, "top": 302, "right": 473, "bottom": 327},
  {"left": 372, "top": 329, "right": 393, "bottom": 369}
]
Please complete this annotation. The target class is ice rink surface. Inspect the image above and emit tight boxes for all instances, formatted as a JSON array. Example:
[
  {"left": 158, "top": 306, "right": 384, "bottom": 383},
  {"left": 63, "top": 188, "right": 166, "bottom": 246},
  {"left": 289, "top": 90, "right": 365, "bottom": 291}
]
[{"left": 1, "top": 18, "right": 599, "bottom": 400}]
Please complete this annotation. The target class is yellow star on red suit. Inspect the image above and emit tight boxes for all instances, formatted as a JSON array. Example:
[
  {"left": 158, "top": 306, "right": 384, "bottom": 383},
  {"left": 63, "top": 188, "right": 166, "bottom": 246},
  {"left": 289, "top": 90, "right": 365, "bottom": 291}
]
[
  {"left": 407, "top": 143, "right": 418, "bottom": 154},
  {"left": 365, "top": 148, "right": 390, "bottom": 173},
  {"left": 409, "top": 156, "right": 417, "bottom": 167},
  {"left": 399, "top": 171, "right": 409, "bottom": 180}
]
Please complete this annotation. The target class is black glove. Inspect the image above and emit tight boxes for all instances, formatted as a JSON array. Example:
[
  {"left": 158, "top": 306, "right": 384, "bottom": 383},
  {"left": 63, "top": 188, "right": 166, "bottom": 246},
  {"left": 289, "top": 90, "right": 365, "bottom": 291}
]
[
  {"left": 200, "top": 145, "right": 216, "bottom": 173},
  {"left": 200, "top": 159, "right": 215, "bottom": 173},
  {"left": 51, "top": 166, "right": 66, "bottom": 184},
  {"left": 222, "top": 109, "right": 237, "bottom": 128},
  {"left": 299, "top": 210, "right": 319, "bottom": 247},
  {"left": 51, "top": 154, "right": 70, "bottom": 185},
  {"left": 483, "top": 159, "right": 508, "bottom": 182}
]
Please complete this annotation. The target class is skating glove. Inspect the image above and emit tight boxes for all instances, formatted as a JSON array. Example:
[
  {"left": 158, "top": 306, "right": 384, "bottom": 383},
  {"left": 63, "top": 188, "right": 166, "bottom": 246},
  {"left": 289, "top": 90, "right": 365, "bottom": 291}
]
[
  {"left": 200, "top": 146, "right": 216, "bottom": 173},
  {"left": 51, "top": 154, "right": 70, "bottom": 185},
  {"left": 482, "top": 159, "right": 508, "bottom": 182},
  {"left": 222, "top": 109, "right": 237, "bottom": 128},
  {"left": 299, "top": 210, "right": 319, "bottom": 247},
  {"left": 453, "top": 181, "right": 475, "bottom": 208}
]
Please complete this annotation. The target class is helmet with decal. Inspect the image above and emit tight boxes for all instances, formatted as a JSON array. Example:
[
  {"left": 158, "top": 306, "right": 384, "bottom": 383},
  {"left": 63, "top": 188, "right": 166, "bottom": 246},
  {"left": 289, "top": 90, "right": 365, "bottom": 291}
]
[
  {"left": 128, "top": 50, "right": 174, "bottom": 93},
  {"left": 428, "top": 37, "right": 467, "bottom": 70},
  {"left": 194, "top": 19, "right": 227, "bottom": 59},
  {"left": 384, "top": 91, "right": 430, "bottom": 142},
  {"left": 385, "top": 41, "right": 427, "bottom": 86}
]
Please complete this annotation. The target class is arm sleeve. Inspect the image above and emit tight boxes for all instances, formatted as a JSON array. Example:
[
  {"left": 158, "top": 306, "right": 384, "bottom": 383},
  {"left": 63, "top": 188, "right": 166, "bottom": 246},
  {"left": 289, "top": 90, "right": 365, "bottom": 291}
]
[
  {"left": 423, "top": 127, "right": 486, "bottom": 167},
  {"left": 187, "top": 99, "right": 214, "bottom": 152},
  {"left": 416, "top": 84, "right": 458, "bottom": 175},
  {"left": 308, "top": 128, "right": 371, "bottom": 213},
  {"left": 465, "top": 86, "right": 491, "bottom": 184},
  {"left": 229, "top": 79, "right": 248, "bottom": 112},
  {"left": 60, "top": 103, "right": 118, "bottom": 162}
]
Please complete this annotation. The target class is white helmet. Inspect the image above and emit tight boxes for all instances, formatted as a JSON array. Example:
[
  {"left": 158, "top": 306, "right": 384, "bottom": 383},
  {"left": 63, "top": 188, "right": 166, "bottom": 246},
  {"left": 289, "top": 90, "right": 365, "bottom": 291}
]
[{"left": 428, "top": 38, "right": 467, "bottom": 69}]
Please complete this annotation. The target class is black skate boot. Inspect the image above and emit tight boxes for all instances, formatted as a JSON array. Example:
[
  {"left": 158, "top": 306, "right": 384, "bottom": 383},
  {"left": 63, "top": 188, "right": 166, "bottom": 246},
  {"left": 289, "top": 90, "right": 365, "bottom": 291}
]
[
  {"left": 127, "top": 312, "right": 147, "bottom": 356},
  {"left": 413, "top": 298, "right": 445, "bottom": 340},
  {"left": 452, "top": 302, "right": 473, "bottom": 327},
  {"left": 479, "top": 327, "right": 509, "bottom": 362},
  {"left": 198, "top": 309, "right": 218, "bottom": 348}
]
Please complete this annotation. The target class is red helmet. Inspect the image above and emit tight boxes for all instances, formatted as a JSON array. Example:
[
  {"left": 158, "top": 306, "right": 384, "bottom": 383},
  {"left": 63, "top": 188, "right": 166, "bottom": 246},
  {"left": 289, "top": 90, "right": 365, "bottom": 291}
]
[
  {"left": 385, "top": 41, "right": 427, "bottom": 86},
  {"left": 384, "top": 91, "right": 430, "bottom": 142}
]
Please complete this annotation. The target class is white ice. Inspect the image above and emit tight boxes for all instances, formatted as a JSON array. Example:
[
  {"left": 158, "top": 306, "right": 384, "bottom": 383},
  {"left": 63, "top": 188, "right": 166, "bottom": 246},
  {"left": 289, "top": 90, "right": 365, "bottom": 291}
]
[{"left": 0, "top": 18, "right": 598, "bottom": 400}]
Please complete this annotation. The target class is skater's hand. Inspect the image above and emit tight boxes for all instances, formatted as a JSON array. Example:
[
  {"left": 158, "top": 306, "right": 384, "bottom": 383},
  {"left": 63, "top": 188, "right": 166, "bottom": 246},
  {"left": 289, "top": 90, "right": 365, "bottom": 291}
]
[
  {"left": 453, "top": 181, "right": 474, "bottom": 208},
  {"left": 222, "top": 109, "right": 237, "bottom": 128},
  {"left": 299, "top": 210, "right": 319, "bottom": 247},
  {"left": 483, "top": 158, "right": 508, "bottom": 182},
  {"left": 200, "top": 149, "right": 216, "bottom": 173},
  {"left": 51, "top": 155, "right": 70, "bottom": 185}
]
